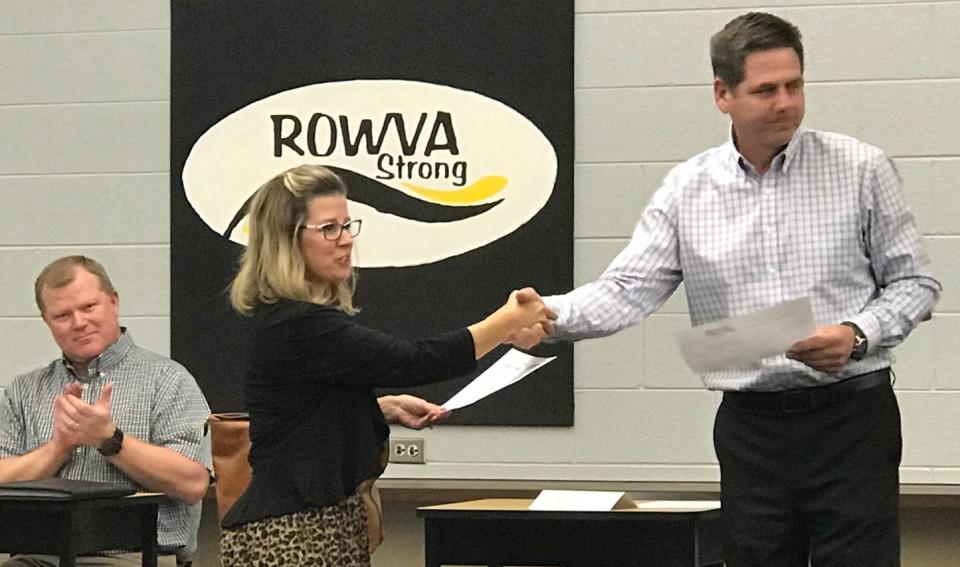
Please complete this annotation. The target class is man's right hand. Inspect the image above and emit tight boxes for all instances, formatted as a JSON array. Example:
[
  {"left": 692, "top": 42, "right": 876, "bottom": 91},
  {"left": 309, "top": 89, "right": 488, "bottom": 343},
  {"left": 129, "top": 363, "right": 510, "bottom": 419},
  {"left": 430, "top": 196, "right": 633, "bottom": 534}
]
[{"left": 0, "top": 384, "right": 84, "bottom": 482}]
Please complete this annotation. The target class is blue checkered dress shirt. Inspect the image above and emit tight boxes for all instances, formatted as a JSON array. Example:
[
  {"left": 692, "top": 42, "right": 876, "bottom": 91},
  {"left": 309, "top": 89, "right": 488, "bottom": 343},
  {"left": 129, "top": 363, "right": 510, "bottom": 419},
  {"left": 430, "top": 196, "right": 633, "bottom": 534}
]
[
  {"left": 0, "top": 330, "right": 212, "bottom": 552},
  {"left": 547, "top": 127, "right": 941, "bottom": 391}
]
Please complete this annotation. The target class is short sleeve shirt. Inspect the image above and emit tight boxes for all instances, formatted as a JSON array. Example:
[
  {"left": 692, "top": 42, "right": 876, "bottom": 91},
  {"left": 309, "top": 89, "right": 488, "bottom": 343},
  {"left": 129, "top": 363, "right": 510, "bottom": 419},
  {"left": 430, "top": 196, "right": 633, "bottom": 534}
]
[{"left": 0, "top": 330, "right": 212, "bottom": 552}]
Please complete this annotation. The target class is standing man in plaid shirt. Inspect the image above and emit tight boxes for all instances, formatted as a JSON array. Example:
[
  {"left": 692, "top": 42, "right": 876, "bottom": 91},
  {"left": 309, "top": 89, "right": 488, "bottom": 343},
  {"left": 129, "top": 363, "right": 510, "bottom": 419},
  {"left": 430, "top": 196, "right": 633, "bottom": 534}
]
[
  {"left": 516, "top": 12, "right": 940, "bottom": 567},
  {"left": 0, "top": 255, "right": 212, "bottom": 566}
]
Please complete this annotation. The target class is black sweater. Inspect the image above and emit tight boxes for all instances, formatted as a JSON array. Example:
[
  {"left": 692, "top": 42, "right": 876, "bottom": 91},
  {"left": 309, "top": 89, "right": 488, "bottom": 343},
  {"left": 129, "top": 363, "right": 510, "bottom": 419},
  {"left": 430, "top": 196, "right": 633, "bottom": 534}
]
[{"left": 221, "top": 299, "right": 476, "bottom": 528}]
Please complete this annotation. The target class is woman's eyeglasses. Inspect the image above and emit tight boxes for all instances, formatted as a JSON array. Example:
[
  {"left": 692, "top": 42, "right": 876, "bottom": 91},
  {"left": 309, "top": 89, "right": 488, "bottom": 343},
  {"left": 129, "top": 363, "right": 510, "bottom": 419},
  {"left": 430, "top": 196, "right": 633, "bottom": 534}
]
[{"left": 300, "top": 219, "right": 362, "bottom": 241}]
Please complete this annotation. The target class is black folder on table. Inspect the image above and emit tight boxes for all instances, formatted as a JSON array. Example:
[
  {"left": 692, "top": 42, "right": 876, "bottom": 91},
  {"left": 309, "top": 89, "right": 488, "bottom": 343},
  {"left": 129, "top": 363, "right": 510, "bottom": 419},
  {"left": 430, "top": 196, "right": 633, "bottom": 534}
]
[{"left": 0, "top": 478, "right": 136, "bottom": 500}]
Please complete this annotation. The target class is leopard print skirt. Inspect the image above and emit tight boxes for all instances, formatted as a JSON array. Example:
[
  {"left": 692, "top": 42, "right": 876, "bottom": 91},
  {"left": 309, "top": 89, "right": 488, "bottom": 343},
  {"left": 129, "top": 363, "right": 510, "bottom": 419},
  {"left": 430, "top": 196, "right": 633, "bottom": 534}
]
[{"left": 219, "top": 493, "right": 370, "bottom": 567}]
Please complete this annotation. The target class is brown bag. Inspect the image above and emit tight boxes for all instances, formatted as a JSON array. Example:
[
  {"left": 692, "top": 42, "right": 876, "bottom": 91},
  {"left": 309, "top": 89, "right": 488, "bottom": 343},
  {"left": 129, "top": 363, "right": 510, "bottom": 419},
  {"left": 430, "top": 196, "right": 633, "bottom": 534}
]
[
  {"left": 207, "top": 413, "right": 253, "bottom": 521},
  {"left": 206, "top": 413, "right": 387, "bottom": 552},
  {"left": 357, "top": 443, "right": 389, "bottom": 552}
]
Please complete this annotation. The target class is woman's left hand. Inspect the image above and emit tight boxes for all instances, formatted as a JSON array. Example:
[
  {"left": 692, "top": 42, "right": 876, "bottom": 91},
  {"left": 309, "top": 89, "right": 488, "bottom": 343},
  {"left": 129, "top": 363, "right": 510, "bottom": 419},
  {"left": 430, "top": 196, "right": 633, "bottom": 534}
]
[{"left": 378, "top": 394, "right": 450, "bottom": 429}]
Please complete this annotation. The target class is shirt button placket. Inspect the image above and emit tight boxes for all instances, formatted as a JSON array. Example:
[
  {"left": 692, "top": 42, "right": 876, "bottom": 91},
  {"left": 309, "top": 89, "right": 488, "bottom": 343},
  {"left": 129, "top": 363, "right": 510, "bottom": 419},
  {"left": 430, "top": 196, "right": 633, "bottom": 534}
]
[{"left": 761, "top": 177, "right": 781, "bottom": 288}]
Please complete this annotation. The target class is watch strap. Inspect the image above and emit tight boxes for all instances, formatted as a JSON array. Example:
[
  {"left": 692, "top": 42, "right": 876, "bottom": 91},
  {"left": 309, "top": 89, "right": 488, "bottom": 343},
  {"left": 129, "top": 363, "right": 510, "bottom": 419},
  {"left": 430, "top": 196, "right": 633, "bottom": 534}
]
[
  {"left": 840, "top": 321, "right": 868, "bottom": 360},
  {"left": 97, "top": 427, "right": 124, "bottom": 457}
]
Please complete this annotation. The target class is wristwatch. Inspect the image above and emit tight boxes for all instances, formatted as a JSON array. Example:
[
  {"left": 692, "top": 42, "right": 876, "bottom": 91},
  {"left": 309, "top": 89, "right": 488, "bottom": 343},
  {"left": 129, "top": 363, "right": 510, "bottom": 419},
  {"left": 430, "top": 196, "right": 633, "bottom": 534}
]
[
  {"left": 97, "top": 427, "right": 124, "bottom": 457},
  {"left": 841, "top": 321, "right": 868, "bottom": 361}
]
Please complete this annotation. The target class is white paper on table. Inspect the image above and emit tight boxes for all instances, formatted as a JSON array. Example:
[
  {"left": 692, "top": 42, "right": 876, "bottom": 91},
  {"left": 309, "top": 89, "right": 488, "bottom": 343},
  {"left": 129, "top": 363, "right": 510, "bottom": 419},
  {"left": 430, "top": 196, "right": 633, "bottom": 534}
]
[
  {"left": 676, "top": 297, "right": 815, "bottom": 372},
  {"left": 441, "top": 348, "right": 556, "bottom": 411},
  {"left": 528, "top": 490, "right": 637, "bottom": 512},
  {"left": 635, "top": 500, "right": 721, "bottom": 511}
]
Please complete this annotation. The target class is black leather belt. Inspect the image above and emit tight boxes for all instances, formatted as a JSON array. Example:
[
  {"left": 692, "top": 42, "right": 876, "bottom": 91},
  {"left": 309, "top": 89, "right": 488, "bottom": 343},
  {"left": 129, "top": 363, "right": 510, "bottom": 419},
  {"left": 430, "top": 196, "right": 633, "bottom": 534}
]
[{"left": 722, "top": 368, "right": 891, "bottom": 413}]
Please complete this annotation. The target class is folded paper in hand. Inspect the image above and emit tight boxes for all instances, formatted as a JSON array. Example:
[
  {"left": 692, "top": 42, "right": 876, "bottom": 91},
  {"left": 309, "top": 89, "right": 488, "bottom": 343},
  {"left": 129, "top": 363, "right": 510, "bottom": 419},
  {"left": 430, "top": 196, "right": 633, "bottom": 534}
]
[{"left": 0, "top": 478, "right": 136, "bottom": 500}]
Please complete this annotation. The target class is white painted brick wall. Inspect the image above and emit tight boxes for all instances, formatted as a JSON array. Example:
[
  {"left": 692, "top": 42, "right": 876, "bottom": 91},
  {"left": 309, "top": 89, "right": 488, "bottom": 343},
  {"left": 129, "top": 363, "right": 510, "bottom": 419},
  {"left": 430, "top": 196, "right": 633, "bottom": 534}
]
[{"left": 1, "top": 1, "right": 957, "bottom": 486}]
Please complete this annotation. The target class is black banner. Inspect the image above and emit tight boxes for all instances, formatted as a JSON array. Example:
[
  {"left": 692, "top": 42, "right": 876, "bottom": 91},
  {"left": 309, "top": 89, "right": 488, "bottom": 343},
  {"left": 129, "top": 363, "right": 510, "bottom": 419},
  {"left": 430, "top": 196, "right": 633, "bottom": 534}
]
[{"left": 171, "top": 0, "right": 574, "bottom": 425}]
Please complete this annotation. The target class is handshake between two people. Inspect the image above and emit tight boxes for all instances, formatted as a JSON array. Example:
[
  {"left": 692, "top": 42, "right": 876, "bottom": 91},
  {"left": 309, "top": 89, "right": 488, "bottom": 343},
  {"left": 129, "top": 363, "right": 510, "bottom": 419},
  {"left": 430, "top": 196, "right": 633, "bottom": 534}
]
[
  {"left": 466, "top": 287, "right": 557, "bottom": 362},
  {"left": 492, "top": 287, "right": 556, "bottom": 350},
  {"left": 505, "top": 287, "right": 555, "bottom": 350}
]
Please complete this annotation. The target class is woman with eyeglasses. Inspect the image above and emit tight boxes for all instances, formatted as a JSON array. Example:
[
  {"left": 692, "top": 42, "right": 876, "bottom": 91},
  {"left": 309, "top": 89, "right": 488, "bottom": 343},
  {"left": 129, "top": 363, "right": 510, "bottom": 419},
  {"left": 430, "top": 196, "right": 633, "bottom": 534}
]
[{"left": 219, "top": 164, "right": 552, "bottom": 566}]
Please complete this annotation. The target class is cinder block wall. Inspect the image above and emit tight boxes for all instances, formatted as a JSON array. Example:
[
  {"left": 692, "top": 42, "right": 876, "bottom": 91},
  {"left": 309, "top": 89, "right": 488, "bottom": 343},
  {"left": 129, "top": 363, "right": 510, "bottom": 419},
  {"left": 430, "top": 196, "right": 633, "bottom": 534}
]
[{"left": 1, "top": 2, "right": 957, "bottom": 566}]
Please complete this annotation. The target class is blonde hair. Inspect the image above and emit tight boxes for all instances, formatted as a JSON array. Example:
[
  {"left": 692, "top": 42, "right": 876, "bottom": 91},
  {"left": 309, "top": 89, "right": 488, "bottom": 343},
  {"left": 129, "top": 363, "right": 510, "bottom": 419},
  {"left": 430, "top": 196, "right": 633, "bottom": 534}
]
[
  {"left": 35, "top": 255, "right": 116, "bottom": 314},
  {"left": 230, "top": 164, "right": 357, "bottom": 315}
]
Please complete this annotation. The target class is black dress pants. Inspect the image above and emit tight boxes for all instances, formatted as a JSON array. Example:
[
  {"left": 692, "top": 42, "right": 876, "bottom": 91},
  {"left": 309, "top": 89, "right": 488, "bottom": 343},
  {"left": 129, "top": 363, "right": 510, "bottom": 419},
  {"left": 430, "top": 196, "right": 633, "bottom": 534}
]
[{"left": 714, "top": 375, "right": 901, "bottom": 567}]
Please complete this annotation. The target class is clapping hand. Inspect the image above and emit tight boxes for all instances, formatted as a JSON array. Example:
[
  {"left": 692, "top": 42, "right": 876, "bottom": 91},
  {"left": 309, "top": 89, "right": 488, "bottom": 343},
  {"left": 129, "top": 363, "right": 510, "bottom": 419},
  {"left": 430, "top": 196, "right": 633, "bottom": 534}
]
[{"left": 54, "top": 382, "right": 116, "bottom": 449}]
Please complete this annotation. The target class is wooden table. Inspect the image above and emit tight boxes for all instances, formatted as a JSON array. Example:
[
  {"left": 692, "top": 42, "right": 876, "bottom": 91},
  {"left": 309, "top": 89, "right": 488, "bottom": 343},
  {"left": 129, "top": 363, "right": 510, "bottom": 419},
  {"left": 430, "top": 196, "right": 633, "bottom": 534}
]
[
  {"left": 418, "top": 498, "right": 724, "bottom": 567},
  {"left": 0, "top": 492, "right": 163, "bottom": 567}
]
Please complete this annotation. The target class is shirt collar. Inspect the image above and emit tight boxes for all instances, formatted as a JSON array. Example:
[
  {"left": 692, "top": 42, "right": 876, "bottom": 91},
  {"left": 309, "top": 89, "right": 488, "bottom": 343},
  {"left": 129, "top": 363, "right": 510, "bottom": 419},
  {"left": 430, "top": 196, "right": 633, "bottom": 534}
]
[
  {"left": 726, "top": 126, "right": 806, "bottom": 174},
  {"left": 60, "top": 327, "right": 133, "bottom": 381}
]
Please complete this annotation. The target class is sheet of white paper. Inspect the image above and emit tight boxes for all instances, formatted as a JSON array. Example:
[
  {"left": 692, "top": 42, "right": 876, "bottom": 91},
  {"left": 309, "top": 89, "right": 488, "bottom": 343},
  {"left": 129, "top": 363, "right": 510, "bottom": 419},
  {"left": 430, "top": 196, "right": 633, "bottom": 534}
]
[
  {"left": 676, "top": 297, "right": 815, "bottom": 372},
  {"left": 528, "top": 490, "right": 631, "bottom": 512},
  {"left": 635, "top": 500, "right": 721, "bottom": 511},
  {"left": 442, "top": 349, "right": 556, "bottom": 411}
]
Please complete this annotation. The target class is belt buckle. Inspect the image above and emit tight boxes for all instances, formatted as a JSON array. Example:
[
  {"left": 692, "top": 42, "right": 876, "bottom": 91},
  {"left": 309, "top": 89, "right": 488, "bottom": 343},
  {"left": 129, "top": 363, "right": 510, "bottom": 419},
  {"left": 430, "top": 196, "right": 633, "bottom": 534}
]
[{"left": 779, "top": 389, "right": 813, "bottom": 413}]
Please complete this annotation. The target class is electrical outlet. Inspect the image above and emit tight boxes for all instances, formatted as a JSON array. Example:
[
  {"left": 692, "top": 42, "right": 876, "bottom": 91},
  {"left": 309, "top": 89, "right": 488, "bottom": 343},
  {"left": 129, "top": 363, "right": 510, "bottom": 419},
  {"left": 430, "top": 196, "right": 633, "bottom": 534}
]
[{"left": 389, "top": 438, "right": 425, "bottom": 464}]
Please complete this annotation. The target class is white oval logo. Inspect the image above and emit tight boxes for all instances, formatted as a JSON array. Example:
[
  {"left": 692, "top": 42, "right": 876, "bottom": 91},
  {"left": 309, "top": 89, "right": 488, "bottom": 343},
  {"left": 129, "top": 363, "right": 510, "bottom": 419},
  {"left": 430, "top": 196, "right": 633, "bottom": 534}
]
[{"left": 182, "top": 80, "right": 557, "bottom": 267}]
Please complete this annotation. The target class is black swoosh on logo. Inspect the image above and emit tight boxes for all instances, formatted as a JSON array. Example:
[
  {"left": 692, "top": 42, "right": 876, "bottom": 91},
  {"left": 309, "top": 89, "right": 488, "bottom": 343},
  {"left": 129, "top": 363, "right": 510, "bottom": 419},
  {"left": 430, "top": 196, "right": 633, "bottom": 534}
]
[{"left": 223, "top": 166, "right": 502, "bottom": 238}]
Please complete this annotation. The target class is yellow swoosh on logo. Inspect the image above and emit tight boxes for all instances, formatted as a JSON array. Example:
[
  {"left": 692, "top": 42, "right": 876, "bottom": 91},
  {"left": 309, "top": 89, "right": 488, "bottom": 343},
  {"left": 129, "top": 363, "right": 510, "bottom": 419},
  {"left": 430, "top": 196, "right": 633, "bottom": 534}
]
[{"left": 401, "top": 175, "right": 507, "bottom": 205}]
